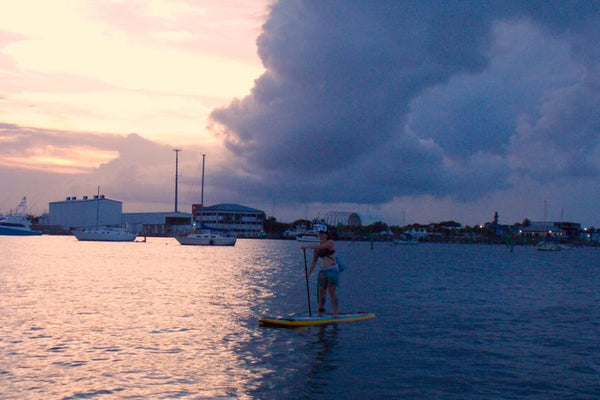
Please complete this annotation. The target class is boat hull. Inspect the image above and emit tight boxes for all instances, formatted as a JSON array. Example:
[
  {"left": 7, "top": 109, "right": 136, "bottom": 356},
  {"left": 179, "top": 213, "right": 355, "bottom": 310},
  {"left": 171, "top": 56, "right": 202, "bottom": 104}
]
[
  {"left": 175, "top": 235, "right": 236, "bottom": 246},
  {"left": 296, "top": 236, "right": 319, "bottom": 242},
  {"left": 0, "top": 227, "right": 42, "bottom": 236},
  {"left": 394, "top": 240, "right": 418, "bottom": 245},
  {"left": 73, "top": 229, "right": 136, "bottom": 242}
]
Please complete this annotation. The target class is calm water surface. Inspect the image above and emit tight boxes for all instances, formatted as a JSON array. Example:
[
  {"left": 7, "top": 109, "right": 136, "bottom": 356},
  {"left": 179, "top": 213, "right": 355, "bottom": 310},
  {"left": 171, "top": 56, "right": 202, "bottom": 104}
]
[{"left": 1, "top": 236, "right": 599, "bottom": 399}]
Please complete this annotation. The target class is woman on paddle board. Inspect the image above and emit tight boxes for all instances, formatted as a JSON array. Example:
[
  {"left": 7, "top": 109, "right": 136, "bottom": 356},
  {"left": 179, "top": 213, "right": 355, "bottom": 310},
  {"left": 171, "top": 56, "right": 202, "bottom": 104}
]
[{"left": 301, "top": 225, "right": 339, "bottom": 317}]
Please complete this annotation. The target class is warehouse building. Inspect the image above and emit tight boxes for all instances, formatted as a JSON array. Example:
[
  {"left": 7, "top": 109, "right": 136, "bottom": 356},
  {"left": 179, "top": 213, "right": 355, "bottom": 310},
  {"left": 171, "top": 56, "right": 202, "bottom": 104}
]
[{"left": 49, "top": 195, "right": 123, "bottom": 229}]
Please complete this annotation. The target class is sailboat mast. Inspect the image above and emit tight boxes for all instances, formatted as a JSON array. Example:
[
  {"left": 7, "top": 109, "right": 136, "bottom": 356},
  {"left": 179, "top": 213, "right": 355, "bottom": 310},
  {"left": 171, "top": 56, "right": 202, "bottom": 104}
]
[
  {"left": 96, "top": 186, "right": 100, "bottom": 227},
  {"left": 174, "top": 149, "right": 182, "bottom": 212},
  {"left": 201, "top": 154, "right": 206, "bottom": 207}
]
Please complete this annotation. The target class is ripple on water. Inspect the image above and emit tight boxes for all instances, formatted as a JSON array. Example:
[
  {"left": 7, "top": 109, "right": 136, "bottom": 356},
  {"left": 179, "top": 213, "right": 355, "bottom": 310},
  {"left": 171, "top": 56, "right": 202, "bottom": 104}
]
[{"left": 1, "top": 238, "right": 599, "bottom": 399}]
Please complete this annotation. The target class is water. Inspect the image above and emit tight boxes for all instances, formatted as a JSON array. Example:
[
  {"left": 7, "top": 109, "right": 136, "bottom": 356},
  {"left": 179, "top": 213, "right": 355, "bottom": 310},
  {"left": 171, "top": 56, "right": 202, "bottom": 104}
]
[{"left": 1, "top": 237, "right": 599, "bottom": 399}]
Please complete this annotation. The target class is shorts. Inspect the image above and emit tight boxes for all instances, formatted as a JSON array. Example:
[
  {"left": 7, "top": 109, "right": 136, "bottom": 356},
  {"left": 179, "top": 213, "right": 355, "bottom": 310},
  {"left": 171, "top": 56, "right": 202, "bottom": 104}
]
[{"left": 318, "top": 266, "right": 339, "bottom": 289}]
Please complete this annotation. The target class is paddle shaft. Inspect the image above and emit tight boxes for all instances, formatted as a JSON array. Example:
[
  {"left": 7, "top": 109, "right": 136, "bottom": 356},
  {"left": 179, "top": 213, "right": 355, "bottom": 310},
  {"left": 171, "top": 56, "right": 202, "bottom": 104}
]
[{"left": 303, "top": 248, "right": 312, "bottom": 316}]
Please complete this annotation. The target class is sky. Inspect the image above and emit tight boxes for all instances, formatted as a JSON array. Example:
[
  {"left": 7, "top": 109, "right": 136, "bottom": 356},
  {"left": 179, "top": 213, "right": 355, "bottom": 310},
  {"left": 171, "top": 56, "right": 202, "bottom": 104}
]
[{"left": 1, "top": 1, "right": 599, "bottom": 227}]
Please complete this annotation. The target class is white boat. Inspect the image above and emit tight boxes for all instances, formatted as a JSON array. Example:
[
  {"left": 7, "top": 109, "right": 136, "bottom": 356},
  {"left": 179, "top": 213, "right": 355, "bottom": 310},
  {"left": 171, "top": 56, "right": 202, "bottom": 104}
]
[
  {"left": 536, "top": 241, "right": 561, "bottom": 251},
  {"left": 71, "top": 186, "right": 136, "bottom": 242},
  {"left": 394, "top": 238, "right": 419, "bottom": 245},
  {"left": 296, "top": 233, "right": 320, "bottom": 242},
  {"left": 175, "top": 231, "right": 237, "bottom": 246},
  {"left": 296, "top": 224, "right": 321, "bottom": 242},
  {"left": 0, "top": 197, "right": 42, "bottom": 236},
  {"left": 73, "top": 227, "right": 136, "bottom": 242}
]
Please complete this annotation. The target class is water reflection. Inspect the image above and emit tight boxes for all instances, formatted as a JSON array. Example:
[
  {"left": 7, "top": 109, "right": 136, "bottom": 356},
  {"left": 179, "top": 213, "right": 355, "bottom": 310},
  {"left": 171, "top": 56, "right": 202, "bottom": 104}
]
[
  {"left": 0, "top": 236, "right": 305, "bottom": 399},
  {"left": 303, "top": 325, "right": 340, "bottom": 397},
  {"left": 5, "top": 237, "right": 597, "bottom": 398}
]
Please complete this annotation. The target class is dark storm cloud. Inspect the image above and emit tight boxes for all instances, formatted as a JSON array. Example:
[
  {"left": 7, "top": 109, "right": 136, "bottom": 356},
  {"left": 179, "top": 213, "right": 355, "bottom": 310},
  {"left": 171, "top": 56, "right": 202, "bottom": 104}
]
[{"left": 209, "top": 1, "right": 600, "bottom": 206}]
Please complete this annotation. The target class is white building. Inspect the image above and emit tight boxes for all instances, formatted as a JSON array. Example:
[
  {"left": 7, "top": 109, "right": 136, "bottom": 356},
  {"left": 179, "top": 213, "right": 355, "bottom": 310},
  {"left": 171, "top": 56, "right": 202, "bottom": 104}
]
[
  {"left": 193, "top": 203, "right": 265, "bottom": 237},
  {"left": 49, "top": 195, "right": 123, "bottom": 229},
  {"left": 519, "top": 222, "right": 566, "bottom": 239}
]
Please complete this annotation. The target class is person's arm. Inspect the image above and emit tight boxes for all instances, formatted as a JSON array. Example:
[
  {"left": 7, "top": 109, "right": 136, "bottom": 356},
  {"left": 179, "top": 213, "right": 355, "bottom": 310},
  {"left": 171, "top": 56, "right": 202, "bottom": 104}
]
[
  {"left": 301, "top": 239, "right": 333, "bottom": 250},
  {"left": 307, "top": 251, "right": 318, "bottom": 277}
]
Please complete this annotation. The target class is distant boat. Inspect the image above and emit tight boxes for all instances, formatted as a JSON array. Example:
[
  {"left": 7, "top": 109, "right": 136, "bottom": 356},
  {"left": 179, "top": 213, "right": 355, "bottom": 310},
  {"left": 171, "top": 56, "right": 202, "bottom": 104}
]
[
  {"left": 0, "top": 197, "right": 42, "bottom": 236},
  {"left": 296, "top": 224, "right": 320, "bottom": 242},
  {"left": 72, "top": 227, "right": 136, "bottom": 242},
  {"left": 536, "top": 241, "right": 561, "bottom": 251},
  {"left": 175, "top": 231, "right": 236, "bottom": 246},
  {"left": 394, "top": 238, "right": 419, "bottom": 245},
  {"left": 296, "top": 233, "right": 319, "bottom": 242},
  {"left": 394, "top": 233, "right": 419, "bottom": 245}
]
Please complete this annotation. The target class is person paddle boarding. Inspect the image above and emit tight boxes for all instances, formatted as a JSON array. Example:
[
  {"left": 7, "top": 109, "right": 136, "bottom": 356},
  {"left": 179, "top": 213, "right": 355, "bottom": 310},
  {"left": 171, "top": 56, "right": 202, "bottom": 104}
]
[{"left": 301, "top": 225, "right": 339, "bottom": 317}]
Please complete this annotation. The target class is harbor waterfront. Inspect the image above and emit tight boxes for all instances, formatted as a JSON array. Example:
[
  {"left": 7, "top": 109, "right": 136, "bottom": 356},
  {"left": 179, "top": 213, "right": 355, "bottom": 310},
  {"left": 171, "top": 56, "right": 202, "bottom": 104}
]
[{"left": 1, "top": 236, "right": 599, "bottom": 399}]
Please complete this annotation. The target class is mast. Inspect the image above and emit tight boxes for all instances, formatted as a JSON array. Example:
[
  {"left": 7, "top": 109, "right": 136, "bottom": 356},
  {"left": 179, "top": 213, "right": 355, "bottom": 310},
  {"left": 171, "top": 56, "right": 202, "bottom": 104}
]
[
  {"left": 201, "top": 154, "right": 206, "bottom": 207},
  {"left": 174, "top": 149, "right": 182, "bottom": 212},
  {"left": 96, "top": 186, "right": 100, "bottom": 227}
]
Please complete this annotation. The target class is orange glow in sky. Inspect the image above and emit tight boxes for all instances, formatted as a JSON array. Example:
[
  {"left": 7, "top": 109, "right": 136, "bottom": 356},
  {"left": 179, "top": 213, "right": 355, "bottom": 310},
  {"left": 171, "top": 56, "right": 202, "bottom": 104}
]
[
  {"left": 0, "top": 145, "right": 119, "bottom": 174},
  {"left": 0, "top": 1, "right": 269, "bottom": 146}
]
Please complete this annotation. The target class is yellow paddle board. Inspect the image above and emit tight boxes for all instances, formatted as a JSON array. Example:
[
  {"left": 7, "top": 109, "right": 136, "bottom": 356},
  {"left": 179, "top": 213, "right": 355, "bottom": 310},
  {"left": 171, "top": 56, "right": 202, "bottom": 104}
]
[{"left": 259, "top": 312, "right": 375, "bottom": 327}]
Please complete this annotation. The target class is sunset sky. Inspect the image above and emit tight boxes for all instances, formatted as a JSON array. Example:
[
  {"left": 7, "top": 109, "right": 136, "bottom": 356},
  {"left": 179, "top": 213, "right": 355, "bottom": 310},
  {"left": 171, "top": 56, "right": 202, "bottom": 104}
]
[{"left": 1, "top": 1, "right": 599, "bottom": 227}]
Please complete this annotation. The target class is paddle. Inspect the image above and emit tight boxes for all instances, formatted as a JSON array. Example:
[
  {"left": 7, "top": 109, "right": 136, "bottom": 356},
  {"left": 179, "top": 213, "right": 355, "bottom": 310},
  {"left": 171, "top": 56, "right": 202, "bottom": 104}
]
[{"left": 302, "top": 248, "right": 312, "bottom": 316}]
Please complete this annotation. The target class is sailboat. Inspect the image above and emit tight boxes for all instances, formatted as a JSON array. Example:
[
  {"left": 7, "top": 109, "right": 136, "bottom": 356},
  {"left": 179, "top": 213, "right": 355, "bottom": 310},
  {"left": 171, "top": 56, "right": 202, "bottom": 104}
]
[
  {"left": 73, "top": 226, "right": 136, "bottom": 242},
  {"left": 175, "top": 230, "right": 237, "bottom": 246},
  {"left": 174, "top": 155, "right": 236, "bottom": 246},
  {"left": 72, "top": 188, "right": 136, "bottom": 242}
]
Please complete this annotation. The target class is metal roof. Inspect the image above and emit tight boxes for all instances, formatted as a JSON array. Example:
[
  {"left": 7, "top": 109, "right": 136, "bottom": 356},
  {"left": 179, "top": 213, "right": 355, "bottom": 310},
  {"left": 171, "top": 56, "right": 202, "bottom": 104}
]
[{"left": 199, "top": 203, "right": 264, "bottom": 213}]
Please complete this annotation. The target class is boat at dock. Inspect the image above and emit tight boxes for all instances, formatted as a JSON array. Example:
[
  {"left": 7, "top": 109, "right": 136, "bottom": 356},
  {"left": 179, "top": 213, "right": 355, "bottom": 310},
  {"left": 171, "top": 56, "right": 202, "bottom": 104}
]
[
  {"left": 72, "top": 227, "right": 136, "bottom": 242},
  {"left": 71, "top": 187, "right": 136, "bottom": 242},
  {"left": 0, "top": 197, "right": 42, "bottom": 236},
  {"left": 175, "top": 231, "right": 237, "bottom": 246},
  {"left": 295, "top": 224, "right": 321, "bottom": 242}
]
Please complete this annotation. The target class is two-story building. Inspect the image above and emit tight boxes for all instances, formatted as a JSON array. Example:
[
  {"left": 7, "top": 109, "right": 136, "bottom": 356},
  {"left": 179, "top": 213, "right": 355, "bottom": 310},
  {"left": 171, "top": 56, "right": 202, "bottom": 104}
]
[{"left": 192, "top": 203, "right": 265, "bottom": 237}]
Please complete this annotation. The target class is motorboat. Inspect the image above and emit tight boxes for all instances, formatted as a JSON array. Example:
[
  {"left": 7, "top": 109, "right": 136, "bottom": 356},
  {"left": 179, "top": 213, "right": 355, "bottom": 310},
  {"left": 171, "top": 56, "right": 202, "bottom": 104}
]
[
  {"left": 0, "top": 214, "right": 42, "bottom": 236},
  {"left": 72, "top": 227, "right": 136, "bottom": 242},
  {"left": 394, "top": 238, "right": 419, "bottom": 245},
  {"left": 296, "top": 233, "right": 319, "bottom": 242},
  {"left": 296, "top": 224, "right": 321, "bottom": 242},
  {"left": 175, "top": 231, "right": 237, "bottom": 246},
  {"left": 0, "top": 197, "right": 42, "bottom": 236}
]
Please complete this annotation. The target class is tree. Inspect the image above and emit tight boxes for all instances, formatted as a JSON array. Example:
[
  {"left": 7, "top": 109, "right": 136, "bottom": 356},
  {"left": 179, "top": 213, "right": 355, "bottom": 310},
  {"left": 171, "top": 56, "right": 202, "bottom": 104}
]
[{"left": 263, "top": 216, "right": 289, "bottom": 235}]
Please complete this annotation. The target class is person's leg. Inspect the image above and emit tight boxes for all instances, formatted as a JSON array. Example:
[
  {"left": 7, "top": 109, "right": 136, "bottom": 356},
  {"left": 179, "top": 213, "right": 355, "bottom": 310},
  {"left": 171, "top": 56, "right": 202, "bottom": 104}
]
[
  {"left": 318, "top": 273, "right": 327, "bottom": 315},
  {"left": 328, "top": 285, "right": 338, "bottom": 317}
]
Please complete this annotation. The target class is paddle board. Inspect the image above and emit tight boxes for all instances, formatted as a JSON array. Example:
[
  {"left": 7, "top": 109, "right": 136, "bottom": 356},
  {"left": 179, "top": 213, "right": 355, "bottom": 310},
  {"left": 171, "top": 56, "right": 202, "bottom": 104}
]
[{"left": 259, "top": 312, "right": 375, "bottom": 327}]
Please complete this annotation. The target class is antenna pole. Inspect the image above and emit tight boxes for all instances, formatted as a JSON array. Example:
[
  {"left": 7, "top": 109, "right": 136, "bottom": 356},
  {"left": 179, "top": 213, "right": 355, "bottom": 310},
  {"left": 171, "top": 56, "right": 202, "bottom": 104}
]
[
  {"left": 96, "top": 186, "right": 100, "bottom": 227},
  {"left": 201, "top": 154, "right": 206, "bottom": 207},
  {"left": 174, "top": 149, "right": 182, "bottom": 212}
]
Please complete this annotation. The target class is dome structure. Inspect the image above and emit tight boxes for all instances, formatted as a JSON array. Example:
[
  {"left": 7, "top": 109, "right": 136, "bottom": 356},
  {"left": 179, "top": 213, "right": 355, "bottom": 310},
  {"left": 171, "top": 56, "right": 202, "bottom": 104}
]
[{"left": 323, "top": 211, "right": 383, "bottom": 227}]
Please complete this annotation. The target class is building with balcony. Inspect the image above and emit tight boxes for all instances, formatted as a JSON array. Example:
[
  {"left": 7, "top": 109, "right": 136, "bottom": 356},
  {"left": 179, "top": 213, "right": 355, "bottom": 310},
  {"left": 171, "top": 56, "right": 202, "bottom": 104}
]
[{"left": 192, "top": 203, "right": 265, "bottom": 237}]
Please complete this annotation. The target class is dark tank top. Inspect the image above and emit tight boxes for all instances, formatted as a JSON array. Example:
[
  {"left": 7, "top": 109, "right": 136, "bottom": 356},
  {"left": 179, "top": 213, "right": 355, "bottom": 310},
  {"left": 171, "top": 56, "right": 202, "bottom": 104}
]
[{"left": 317, "top": 248, "right": 335, "bottom": 258}]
